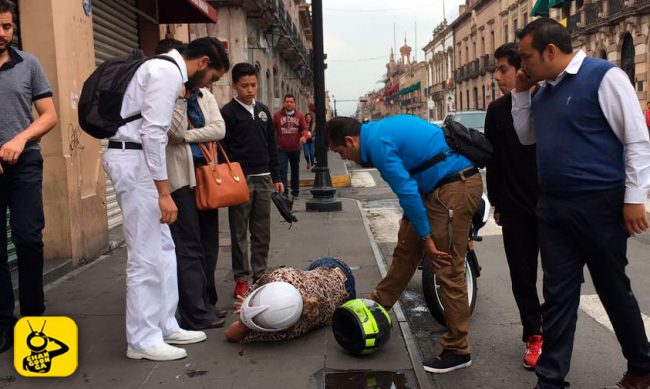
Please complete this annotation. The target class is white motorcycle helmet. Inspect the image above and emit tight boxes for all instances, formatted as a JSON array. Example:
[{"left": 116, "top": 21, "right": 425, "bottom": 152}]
[{"left": 240, "top": 281, "right": 303, "bottom": 332}]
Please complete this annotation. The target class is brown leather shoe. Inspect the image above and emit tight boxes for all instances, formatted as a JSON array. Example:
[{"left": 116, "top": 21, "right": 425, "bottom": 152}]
[{"left": 605, "top": 371, "right": 650, "bottom": 389}]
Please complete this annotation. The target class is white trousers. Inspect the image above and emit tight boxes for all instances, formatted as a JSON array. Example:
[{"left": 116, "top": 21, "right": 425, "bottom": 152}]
[{"left": 103, "top": 149, "right": 180, "bottom": 350}]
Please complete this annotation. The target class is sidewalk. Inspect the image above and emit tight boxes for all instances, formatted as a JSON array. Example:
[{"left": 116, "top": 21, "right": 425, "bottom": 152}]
[
  {"left": 298, "top": 151, "right": 351, "bottom": 188},
  {"left": 0, "top": 158, "right": 427, "bottom": 389}
]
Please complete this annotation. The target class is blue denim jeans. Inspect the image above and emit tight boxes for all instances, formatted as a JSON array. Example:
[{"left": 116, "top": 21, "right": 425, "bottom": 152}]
[
  {"left": 307, "top": 257, "right": 355, "bottom": 300},
  {"left": 278, "top": 150, "right": 301, "bottom": 197},
  {"left": 303, "top": 141, "right": 315, "bottom": 166}
]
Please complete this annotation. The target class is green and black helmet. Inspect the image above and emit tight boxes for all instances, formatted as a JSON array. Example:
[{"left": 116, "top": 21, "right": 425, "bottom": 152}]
[{"left": 332, "top": 298, "right": 392, "bottom": 355}]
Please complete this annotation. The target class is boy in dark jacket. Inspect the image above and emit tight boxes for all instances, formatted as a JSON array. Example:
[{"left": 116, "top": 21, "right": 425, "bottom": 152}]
[
  {"left": 272, "top": 95, "right": 309, "bottom": 199},
  {"left": 221, "top": 63, "right": 284, "bottom": 298}
]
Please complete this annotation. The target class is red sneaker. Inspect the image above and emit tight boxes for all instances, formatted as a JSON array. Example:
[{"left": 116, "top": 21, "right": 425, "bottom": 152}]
[
  {"left": 523, "top": 335, "right": 543, "bottom": 370},
  {"left": 233, "top": 280, "right": 250, "bottom": 298}
]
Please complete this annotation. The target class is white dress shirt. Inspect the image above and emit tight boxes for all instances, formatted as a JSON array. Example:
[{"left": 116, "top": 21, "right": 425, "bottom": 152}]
[
  {"left": 511, "top": 50, "right": 650, "bottom": 203},
  {"left": 111, "top": 49, "right": 188, "bottom": 181}
]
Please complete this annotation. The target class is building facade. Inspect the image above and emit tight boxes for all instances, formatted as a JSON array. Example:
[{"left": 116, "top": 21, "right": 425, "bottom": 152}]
[
  {"left": 177, "top": 0, "right": 314, "bottom": 113},
  {"left": 424, "top": 20, "right": 456, "bottom": 121},
  {"left": 561, "top": 0, "right": 650, "bottom": 104},
  {"left": 360, "top": 41, "right": 429, "bottom": 121},
  {"left": 451, "top": 0, "right": 501, "bottom": 112},
  {"left": 4, "top": 0, "right": 314, "bottom": 267}
]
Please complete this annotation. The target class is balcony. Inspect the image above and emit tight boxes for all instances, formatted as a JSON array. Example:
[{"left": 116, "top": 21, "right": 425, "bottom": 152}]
[
  {"left": 482, "top": 54, "right": 492, "bottom": 74},
  {"left": 567, "top": 13, "right": 581, "bottom": 34},
  {"left": 468, "top": 59, "right": 480, "bottom": 79},
  {"left": 479, "top": 54, "right": 488, "bottom": 75},
  {"left": 456, "top": 67, "right": 465, "bottom": 82},
  {"left": 608, "top": 0, "right": 624, "bottom": 15},
  {"left": 585, "top": 1, "right": 603, "bottom": 25}
]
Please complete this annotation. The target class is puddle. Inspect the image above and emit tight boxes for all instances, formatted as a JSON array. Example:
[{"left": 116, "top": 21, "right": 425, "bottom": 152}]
[{"left": 324, "top": 370, "right": 412, "bottom": 389}]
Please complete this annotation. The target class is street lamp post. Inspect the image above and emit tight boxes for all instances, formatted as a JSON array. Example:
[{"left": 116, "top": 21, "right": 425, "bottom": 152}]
[{"left": 306, "top": 0, "right": 342, "bottom": 212}]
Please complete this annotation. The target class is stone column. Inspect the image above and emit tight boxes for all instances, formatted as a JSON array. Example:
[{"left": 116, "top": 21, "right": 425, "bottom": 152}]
[{"left": 20, "top": 0, "right": 108, "bottom": 264}]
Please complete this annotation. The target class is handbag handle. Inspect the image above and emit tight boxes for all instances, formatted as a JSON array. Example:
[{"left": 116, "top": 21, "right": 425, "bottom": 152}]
[{"left": 198, "top": 142, "right": 241, "bottom": 184}]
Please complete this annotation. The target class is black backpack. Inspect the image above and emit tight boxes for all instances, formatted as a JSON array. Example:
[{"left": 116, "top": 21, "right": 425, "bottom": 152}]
[
  {"left": 441, "top": 116, "right": 493, "bottom": 168},
  {"left": 78, "top": 54, "right": 181, "bottom": 139},
  {"left": 409, "top": 117, "right": 493, "bottom": 175}
]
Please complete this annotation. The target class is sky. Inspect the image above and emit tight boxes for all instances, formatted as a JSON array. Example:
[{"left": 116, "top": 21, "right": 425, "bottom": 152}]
[{"left": 322, "top": 0, "right": 466, "bottom": 116}]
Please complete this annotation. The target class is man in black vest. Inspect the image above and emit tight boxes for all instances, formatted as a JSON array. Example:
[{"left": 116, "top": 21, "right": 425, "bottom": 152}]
[
  {"left": 485, "top": 43, "right": 542, "bottom": 371},
  {"left": 512, "top": 18, "right": 650, "bottom": 389}
]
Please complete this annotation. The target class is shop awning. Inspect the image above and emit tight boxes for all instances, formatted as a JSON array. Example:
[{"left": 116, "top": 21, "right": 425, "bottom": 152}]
[
  {"left": 531, "top": 0, "right": 572, "bottom": 16},
  {"left": 158, "top": 0, "right": 218, "bottom": 24},
  {"left": 399, "top": 82, "right": 421, "bottom": 95},
  {"left": 382, "top": 84, "right": 399, "bottom": 96}
]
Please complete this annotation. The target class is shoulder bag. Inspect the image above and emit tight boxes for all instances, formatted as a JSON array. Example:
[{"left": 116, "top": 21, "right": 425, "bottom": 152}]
[{"left": 195, "top": 142, "right": 250, "bottom": 210}]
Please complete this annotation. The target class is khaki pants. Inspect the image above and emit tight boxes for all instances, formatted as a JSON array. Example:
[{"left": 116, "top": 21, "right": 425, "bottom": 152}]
[
  {"left": 229, "top": 175, "right": 273, "bottom": 281},
  {"left": 369, "top": 173, "right": 483, "bottom": 354}
]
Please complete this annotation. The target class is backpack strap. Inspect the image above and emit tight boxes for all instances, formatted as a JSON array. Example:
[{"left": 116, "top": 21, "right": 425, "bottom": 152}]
[
  {"left": 409, "top": 150, "right": 453, "bottom": 175},
  {"left": 151, "top": 55, "right": 183, "bottom": 78},
  {"left": 120, "top": 55, "right": 184, "bottom": 126}
]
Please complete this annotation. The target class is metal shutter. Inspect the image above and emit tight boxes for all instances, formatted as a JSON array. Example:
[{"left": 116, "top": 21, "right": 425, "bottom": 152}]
[
  {"left": 92, "top": 0, "right": 140, "bottom": 229},
  {"left": 6, "top": 0, "right": 19, "bottom": 265}
]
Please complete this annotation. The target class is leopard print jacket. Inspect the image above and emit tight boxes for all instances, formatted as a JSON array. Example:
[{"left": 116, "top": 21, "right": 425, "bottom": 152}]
[{"left": 241, "top": 266, "right": 349, "bottom": 343}]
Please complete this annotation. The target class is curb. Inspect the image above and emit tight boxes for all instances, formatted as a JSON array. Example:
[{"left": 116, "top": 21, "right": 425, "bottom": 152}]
[
  {"left": 299, "top": 174, "right": 351, "bottom": 188},
  {"left": 354, "top": 199, "right": 437, "bottom": 389}
]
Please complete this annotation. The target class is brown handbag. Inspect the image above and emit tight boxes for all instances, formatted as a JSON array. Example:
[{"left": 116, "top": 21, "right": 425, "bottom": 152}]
[{"left": 194, "top": 141, "right": 250, "bottom": 210}]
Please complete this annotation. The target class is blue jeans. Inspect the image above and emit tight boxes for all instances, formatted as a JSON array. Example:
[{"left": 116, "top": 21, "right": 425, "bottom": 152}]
[
  {"left": 307, "top": 257, "right": 355, "bottom": 300},
  {"left": 303, "top": 141, "right": 315, "bottom": 166},
  {"left": 278, "top": 150, "right": 301, "bottom": 197}
]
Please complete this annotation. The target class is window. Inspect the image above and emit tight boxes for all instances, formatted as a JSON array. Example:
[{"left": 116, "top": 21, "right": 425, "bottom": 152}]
[
  {"left": 273, "top": 66, "right": 280, "bottom": 99},
  {"left": 491, "top": 31, "right": 495, "bottom": 54},
  {"left": 482, "top": 85, "right": 486, "bottom": 108},
  {"left": 513, "top": 18, "right": 518, "bottom": 39},
  {"left": 504, "top": 24, "right": 509, "bottom": 43}
]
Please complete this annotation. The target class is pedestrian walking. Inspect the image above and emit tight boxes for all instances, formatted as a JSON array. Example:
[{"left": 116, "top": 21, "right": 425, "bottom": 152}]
[
  {"left": 220, "top": 63, "right": 283, "bottom": 299},
  {"left": 326, "top": 115, "right": 483, "bottom": 374},
  {"left": 164, "top": 38, "right": 230, "bottom": 330},
  {"left": 0, "top": 0, "right": 58, "bottom": 354},
  {"left": 303, "top": 112, "right": 316, "bottom": 170},
  {"left": 273, "top": 94, "right": 309, "bottom": 199},
  {"left": 484, "top": 42, "right": 542, "bottom": 370},
  {"left": 512, "top": 18, "right": 650, "bottom": 389},
  {"left": 102, "top": 37, "right": 228, "bottom": 361}
]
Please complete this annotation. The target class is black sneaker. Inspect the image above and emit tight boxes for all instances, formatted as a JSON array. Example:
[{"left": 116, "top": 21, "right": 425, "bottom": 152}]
[{"left": 423, "top": 349, "right": 471, "bottom": 373}]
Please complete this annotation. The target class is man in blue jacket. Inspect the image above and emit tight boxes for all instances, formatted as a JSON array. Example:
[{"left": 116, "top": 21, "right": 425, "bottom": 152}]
[
  {"left": 512, "top": 18, "right": 650, "bottom": 389},
  {"left": 326, "top": 115, "right": 483, "bottom": 373}
]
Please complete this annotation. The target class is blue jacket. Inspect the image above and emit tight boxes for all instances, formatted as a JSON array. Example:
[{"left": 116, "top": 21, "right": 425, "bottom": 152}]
[{"left": 360, "top": 115, "right": 474, "bottom": 237}]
